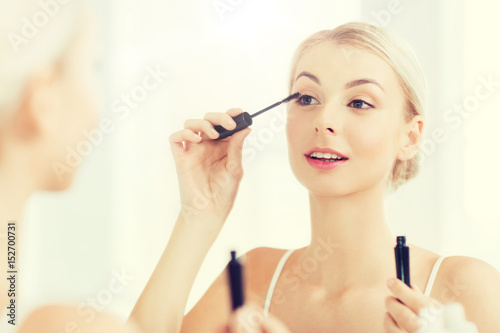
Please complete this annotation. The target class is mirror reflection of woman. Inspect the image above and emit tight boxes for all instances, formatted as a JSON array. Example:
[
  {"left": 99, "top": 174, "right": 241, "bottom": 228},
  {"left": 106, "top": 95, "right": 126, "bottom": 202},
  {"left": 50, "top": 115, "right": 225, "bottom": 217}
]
[
  {"left": 132, "top": 22, "right": 500, "bottom": 332},
  {"left": 0, "top": 1, "right": 139, "bottom": 331},
  {"left": 0, "top": 1, "right": 283, "bottom": 332}
]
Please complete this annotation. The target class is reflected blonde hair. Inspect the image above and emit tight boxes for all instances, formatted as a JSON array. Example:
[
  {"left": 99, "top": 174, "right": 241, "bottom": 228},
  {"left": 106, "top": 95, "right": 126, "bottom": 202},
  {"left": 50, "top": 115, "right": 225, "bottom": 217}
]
[
  {"left": 288, "top": 22, "right": 427, "bottom": 191},
  {"left": 0, "top": 0, "right": 84, "bottom": 117}
]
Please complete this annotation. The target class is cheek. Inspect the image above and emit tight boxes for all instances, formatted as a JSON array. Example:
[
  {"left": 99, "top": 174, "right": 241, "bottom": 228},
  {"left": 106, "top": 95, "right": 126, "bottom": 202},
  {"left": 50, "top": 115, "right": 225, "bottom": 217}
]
[
  {"left": 67, "top": 73, "right": 99, "bottom": 134},
  {"left": 286, "top": 112, "right": 308, "bottom": 176},
  {"left": 348, "top": 118, "right": 399, "bottom": 169},
  {"left": 50, "top": 72, "right": 99, "bottom": 161},
  {"left": 76, "top": 72, "right": 99, "bottom": 126},
  {"left": 286, "top": 115, "right": 300, "bottom": 145},
  {"left": 286, "top": 110, "right": 311, "bottom": 155}
]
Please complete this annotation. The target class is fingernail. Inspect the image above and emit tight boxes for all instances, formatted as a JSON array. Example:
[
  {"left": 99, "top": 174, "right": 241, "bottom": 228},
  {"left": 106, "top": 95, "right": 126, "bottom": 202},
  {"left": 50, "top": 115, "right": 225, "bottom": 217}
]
[
  {"left": 227, "top": 120, "right": 235, "bottom": 127},
  {"left": 387, "top": 278, "right": 395, "bottom": 288},
  {"left": 211, "top": 128, "right": 219, "bottom": 136}
]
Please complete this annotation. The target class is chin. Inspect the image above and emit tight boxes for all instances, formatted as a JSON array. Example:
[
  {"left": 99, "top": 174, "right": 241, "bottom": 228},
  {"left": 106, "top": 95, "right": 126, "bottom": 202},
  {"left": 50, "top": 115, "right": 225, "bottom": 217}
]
[
  {"left": 42, "top": 169, "right": 76, "bottom": 191},
  {"left": 304, "top": 181, "right": 353, "bottom": 197}
]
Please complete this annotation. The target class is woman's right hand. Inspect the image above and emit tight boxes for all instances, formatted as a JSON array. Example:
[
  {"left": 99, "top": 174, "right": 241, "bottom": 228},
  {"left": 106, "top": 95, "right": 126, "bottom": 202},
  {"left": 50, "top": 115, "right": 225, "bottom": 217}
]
[{"left": 169, "top": 109, "right": 252, "bottom": 227}]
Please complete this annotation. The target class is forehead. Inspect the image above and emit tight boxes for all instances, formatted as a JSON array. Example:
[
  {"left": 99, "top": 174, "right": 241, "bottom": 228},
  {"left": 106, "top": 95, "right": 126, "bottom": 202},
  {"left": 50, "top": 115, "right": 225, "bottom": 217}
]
[{"left": 293, "top": 42, "right": 401, "bottom": 91}]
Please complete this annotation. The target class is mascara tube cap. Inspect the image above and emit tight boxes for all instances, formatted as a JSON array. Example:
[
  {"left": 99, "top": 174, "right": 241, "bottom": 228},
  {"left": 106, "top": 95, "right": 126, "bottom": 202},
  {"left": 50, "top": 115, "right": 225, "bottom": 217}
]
[
  {"left": 227, "top": 250, "right": 245, "bottom": 311},
  {"left": 214, "top": 112, "right": 253, "bottom": 140}
]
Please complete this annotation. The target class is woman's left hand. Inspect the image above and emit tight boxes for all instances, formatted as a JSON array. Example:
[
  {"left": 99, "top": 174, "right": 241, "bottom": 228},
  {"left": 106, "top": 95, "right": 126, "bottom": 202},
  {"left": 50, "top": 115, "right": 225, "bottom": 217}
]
[
  {"left": 215, "top": 303, "right": 292, "bottom": 333},
  {"left": 384, "top": 278, "right": 437, "bottom": 332}
]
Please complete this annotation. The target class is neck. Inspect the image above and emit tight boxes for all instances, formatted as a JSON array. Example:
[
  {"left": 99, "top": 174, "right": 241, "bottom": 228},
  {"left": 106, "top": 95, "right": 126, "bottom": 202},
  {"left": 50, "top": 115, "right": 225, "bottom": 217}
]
[{"left": 300, "top": 182, "right": 396, "bottom": 293}]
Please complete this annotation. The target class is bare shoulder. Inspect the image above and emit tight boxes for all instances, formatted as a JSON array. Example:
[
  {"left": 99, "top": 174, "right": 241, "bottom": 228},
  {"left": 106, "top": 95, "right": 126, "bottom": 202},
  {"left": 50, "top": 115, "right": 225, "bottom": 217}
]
[
  {"left": 19, "top": 305, "right": 140, "bottom": 333},
  {"left": 437, "top": 255, "right": 500, "bottom": 295},
  {"left": 433, "top": 255, "right": 500, "bottom": 331},
  {"left": 242, "top": 246, "right": 290, "bottom": 300},
  {"left": 180, "top": 247, "right": 288, "bottom": 333}
]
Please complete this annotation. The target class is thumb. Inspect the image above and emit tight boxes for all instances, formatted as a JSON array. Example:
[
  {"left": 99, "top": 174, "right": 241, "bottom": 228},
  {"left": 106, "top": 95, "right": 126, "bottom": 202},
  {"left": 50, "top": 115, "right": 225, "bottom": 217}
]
[
  {"left": 229, "top": 305, "right": 262, "bottom": 333},
  {"left": 226, "top": 128, "right": 252, "bottom": 177},
  {"left": 412, "top": 284, "right": 423, "bottom": 295},
  {"left": 262, "top": 316, "right": 292, "bottom": 333}
]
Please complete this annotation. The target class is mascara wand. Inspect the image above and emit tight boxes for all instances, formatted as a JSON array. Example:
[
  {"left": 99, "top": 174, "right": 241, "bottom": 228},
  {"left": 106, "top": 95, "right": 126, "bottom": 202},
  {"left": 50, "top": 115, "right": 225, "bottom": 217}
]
[{"left": 213, "top": 92, "right": 301, "bottom": 140}]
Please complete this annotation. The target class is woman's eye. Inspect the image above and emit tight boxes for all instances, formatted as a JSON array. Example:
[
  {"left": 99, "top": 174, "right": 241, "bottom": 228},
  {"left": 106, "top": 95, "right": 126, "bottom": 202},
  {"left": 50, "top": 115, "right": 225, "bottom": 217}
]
[
  {"left": 348, "top": 99, "right": 373, "bottom": 109},
  {"left": 296, "top": 95, "right": 319, "bottom": 106}
]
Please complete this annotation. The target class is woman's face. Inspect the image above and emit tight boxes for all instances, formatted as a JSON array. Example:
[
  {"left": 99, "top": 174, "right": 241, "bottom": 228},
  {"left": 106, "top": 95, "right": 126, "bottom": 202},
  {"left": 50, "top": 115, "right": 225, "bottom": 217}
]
[
  {"left": 42, "top": 12, "right": 100, "bottom": 190},
  {"left": 286, "top": 42, "right": 409, "bottom": 197}
]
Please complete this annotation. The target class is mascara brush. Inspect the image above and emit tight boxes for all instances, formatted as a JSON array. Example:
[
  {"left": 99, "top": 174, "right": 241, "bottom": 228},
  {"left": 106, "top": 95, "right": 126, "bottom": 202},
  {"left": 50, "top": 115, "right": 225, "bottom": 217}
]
[{"left": 213, "top": 92, "right": 301, "bottom": 140}]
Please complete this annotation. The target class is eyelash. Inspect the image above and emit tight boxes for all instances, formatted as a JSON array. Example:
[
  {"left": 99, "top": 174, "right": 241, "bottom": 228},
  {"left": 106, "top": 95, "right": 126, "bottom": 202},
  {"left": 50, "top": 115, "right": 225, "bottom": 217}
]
[
  {"left": 348, "top": 99, "right": 374, "bottom": 109},
  {"left": 295, "top": 94, "right": 374, "bottom": 109},
  {"left": 295, "top": 95, "right": 318, "bottom": 106}
]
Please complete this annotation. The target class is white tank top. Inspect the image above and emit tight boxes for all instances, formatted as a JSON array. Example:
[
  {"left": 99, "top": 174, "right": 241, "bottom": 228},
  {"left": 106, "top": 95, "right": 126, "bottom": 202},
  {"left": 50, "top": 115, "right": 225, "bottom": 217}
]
[{"left": 263, "top": 248, "right": 447, "bottom": 317}]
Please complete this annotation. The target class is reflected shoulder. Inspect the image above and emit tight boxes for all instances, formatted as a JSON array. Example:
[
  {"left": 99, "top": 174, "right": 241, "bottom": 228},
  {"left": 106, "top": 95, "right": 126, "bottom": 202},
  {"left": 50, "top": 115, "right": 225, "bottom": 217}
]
[{"left": 19, "top": 305, "right": 140, "bottom": 333}]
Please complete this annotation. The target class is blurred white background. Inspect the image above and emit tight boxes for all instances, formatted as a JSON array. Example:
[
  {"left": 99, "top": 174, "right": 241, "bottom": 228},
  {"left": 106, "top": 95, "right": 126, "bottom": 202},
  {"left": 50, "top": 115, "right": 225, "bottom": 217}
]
[{"left": 18, "top": 0, "right": 500, "bottom": 323}]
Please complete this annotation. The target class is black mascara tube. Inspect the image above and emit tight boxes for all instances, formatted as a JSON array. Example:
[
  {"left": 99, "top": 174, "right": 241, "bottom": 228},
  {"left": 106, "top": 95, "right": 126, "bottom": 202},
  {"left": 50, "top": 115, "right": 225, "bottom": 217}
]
[
  {"left": 394, "top": 236, "right": 411, "bottom": 287},
  {"left": 227, "top": 250, "right": 244, "bottom": 311}
]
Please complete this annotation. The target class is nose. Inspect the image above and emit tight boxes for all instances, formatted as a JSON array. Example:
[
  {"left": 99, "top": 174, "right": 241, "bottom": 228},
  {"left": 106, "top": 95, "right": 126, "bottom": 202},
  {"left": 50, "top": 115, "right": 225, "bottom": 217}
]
[
  {"left": 313, "top": 109, "right": 337, "bottom": 135},
  {"left": 315, "top": 125, "right": 334, "bottom": 134}
]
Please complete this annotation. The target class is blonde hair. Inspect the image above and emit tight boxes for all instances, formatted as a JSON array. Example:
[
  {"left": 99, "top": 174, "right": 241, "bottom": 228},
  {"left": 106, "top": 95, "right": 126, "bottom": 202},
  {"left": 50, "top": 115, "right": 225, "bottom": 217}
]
[
  {"left": 288, "top": 22, "right": 427, "bottom": 191},
  {"left": 0, "top": 0, "right": 85, "bottom": 117}
]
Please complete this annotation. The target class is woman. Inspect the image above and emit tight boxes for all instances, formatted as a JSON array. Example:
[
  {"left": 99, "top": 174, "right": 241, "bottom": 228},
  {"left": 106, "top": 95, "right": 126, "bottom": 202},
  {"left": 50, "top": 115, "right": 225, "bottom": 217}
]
[
  {"left": 0, "top": 0, "right": 137, "bottom": 332},
  {"left": 132, "top": 23, "right": 500, "bottom": 332},
  {"left": 0, "top": 1, "right": 281, "bottom": 332},
  {"left": 0, "top": 1, "right": 142, "bottom": 331}
]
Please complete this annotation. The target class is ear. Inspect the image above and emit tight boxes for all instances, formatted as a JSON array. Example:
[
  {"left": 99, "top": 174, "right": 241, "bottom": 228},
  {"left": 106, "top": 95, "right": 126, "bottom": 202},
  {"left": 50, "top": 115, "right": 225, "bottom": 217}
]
[
  {"left": 12, "top": 65, "right": 59, "bottom": 141},
  {"left": 397, "top": 115, "right": 424, "bottom": 161}
]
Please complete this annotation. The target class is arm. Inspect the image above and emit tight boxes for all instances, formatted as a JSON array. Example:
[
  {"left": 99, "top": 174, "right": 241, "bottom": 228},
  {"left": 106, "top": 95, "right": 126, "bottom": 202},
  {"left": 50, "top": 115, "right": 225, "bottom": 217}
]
[
  {"left": 181, "top": 258, "right": 232, "bottom": 332},
  {"left": 128, "top": 213, "right": 226, "bottom": 333},
  {"left": 129, "top": 109, "right": 252, "bottom": 333}
]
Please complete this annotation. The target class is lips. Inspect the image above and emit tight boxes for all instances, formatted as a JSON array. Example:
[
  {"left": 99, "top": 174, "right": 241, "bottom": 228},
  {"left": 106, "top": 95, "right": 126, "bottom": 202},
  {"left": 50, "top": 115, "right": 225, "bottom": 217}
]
[
  {"left": 304, "top": 147, "right": 348, "bottom": 159},
  {"left": 304, "top": 146, "right": 349, "bottom": 171}
]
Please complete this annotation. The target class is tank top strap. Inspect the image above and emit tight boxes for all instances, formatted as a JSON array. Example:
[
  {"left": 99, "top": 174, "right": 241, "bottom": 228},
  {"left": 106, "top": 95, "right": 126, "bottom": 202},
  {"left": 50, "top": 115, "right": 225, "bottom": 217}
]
[
  {"left": 263, "top": 249, "right": 296, "bottom": 317},
  {"left": 423, "top": 255, "right": 447, "bottom": 297}
]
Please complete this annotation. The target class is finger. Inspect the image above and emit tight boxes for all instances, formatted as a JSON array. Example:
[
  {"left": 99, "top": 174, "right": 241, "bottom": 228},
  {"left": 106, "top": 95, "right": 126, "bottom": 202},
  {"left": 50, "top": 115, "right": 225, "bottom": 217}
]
[
  {"left": 383, "top": 312, "right": 405, "bottom": 333},
  {"left": 385, "top": 295, "right": 421, "bottom": 332},
  {"left": 169, "top": 129, "right": 202, "bottom": 154},
  {"left": 225, "top": 107, "right": 245, "bottom": 118},
  {"left": 387, "top": 278, "right": 430, "bottom": 313},
  {"left": 203, "top": 110, "right": 239, "bottom": 131},
  {"left": 226, "top": 128, "right": 252, "bottom": 178},
  {"left": 262, "top": 316, "right": 292, "bottom": 333},
  {"left": 229, "top": 305, "right": 263, "bottom": 333},
  {"left": 184, "top": 118, "right": 223, "bottom": 140},
  {"left": 412, "top": 284, "right": 424, "bottom": 295}
]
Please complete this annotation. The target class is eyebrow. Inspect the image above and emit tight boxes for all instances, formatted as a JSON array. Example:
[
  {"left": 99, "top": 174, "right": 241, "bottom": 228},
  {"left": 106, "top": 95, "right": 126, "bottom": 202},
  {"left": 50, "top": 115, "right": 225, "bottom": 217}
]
[
  {"left": 345, "top": 78, "right": 385, "bottom": 92},
  {"left": 295, "top": 71, "right": 384, "bottom": 92},
  {"left": 295, "top": 71, "right": 320, "bottom": 84}
]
